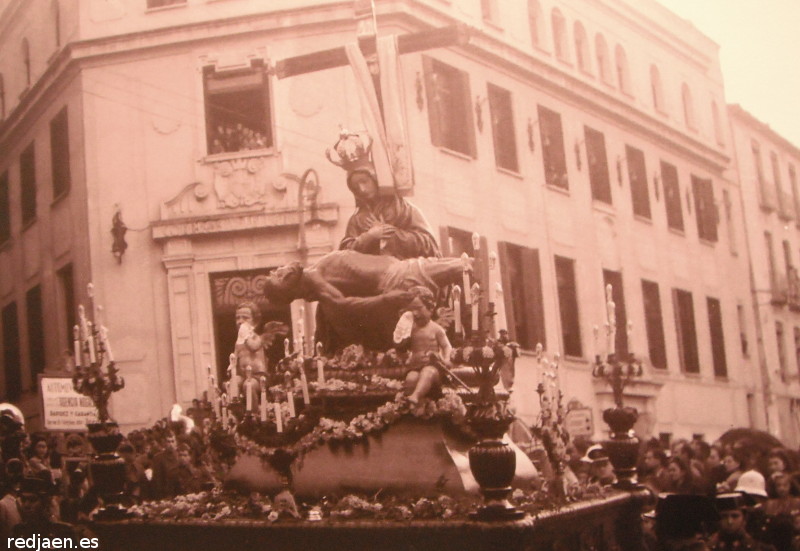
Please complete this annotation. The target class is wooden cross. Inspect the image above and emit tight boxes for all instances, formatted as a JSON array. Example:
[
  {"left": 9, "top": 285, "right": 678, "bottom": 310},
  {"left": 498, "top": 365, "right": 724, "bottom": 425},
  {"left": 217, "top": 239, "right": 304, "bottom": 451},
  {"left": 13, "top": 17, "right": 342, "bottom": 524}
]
[{"left": 274, "top": 2, "right": 470, "bottom": 106}]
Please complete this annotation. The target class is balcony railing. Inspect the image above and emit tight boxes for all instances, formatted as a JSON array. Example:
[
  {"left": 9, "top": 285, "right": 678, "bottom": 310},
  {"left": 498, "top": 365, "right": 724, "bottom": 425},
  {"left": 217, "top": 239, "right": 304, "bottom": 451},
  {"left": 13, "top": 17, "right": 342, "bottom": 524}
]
[{"left": 789, "top": 269, "right": 800, "bottom": 311}]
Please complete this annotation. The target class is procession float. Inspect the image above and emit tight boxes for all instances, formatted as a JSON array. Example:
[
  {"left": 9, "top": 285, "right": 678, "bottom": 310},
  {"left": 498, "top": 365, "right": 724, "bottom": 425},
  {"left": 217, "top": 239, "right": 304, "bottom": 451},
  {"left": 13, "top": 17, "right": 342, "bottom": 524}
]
[{"left": 70, "top": 11, "right": 650, "bottom": 551}]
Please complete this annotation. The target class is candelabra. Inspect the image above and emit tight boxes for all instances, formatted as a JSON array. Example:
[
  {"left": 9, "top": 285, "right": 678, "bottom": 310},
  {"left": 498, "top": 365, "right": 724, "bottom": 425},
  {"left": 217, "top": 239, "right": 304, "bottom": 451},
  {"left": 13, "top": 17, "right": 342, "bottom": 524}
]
[
  {"left": 70, "top": 283, "right": 128, "bottom": 519},
  {"left": 532, "top": 345, "right": 570, "bottom": 496},
  {"left": 591, "top": 284, "right": 643, "bottom": 490}
]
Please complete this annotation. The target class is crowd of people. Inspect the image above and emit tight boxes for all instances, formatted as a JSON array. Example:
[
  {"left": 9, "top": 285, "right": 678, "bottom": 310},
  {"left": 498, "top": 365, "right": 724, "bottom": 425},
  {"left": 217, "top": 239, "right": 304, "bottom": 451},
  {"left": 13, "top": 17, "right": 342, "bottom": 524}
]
[
  {"left": 208, "top": 122, "right": 270, "bottom": 154},
  {"left": 0, "top": 403, "right": 227, "bottom": 540},
  {"left": 553, "top": 434, "right": 800, "bottom": 550}
]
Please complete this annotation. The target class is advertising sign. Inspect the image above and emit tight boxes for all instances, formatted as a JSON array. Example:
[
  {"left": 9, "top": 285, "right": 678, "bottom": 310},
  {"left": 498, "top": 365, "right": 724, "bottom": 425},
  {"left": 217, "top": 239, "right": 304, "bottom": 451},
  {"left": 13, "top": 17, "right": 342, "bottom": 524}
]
[
  {"left": 564, "top": 407, "right": 594, "bottom": 438},
  {"left": 39, "top": 376, "right": 98, "bottom": 431}
]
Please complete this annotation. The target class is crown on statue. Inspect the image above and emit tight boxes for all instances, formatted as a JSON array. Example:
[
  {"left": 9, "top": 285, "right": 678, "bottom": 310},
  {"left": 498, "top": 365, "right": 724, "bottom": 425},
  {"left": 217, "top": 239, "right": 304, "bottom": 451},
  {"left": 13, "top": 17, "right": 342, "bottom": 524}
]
[{"left": 325, "top": 129, "right": 374, "bottom": 175}]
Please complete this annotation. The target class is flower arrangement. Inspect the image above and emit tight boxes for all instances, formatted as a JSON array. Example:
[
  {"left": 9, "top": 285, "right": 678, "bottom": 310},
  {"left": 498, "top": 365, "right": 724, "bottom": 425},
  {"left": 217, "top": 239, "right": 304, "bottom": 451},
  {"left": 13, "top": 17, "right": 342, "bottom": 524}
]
[{"left": 234, "top": 389, "right": 469, "bottom": 474}]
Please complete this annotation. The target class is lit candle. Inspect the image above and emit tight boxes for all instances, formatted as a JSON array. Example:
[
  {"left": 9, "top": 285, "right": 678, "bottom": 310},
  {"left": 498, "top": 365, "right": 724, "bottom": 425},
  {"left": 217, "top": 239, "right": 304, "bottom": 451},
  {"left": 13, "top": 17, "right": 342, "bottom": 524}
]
[
  {"left": 297, "top": 305, "right": 305, "bottom": 357},
  {"left": 453, "top": 285, "right": 463, "bottom": 336},
  {"left": 78, "top": 305, "right": 89, "bottom": 342},
  {"left": 316, "top": 343, "right": 325, "bottom": 385},
  {"left": 221, "top": 395, "right": 229, "bottom": 427},
  {"left": 99, "top": 325, "right": 114, "bottom": 362},
  {"left": 606, "top": 284, "right": 616, "bottom": 355},
  {"left": 300, "top": 367, "right": 310, "bottom": 405},
  {"left": 284, "top": 338, "right": 291, "bottom": 358},
  {"left": 287, "top": 391, "right": 296, "bottom": 418},
  {"left": 86, "top": 321, "right": 97, "bottom": 364},
  {"left": 73, "top": 325, "right": 82, "bottom": 369},
  {"left": 260, "top": 377, "right": 268, "bottom": 422},
  {"left": 471, "top": 283, "right": 480, "bottom": 332},
  {"left": 494, "top": 282, "right": 507, "bottom": 333},
  {"left": 244, "top": 373, "right": 256, "bottom": 411},
  {"left": 227, "top": 353, "right": 240, "bottom": 398},
  {"left": 626, "top": 321, "right": 633, "bottom": 356},
  {"left": 274, "top": 401, "right": 283, "bottom": 433},
  {"left": 461, "top": 253, "right": 472, "bottom": 304}
]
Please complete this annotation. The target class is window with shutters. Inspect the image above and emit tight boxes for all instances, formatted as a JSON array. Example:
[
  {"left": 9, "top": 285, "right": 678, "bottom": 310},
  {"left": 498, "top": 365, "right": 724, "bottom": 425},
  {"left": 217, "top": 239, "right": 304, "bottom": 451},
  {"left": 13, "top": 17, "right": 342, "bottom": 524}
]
[
  {"left": 487, "top": 83, "right": 518, "bottom": 172},
  {"left": 692, "top": 176, "right": 717, "bottom": 242},
  {"left": 603, "top": 270, "right": 628, "bottom": 357},
  {"left": 752, "top": 140, "right": 773, "bottom": 210},
  {"left": 555, "top": 256, "right": 581, "bottom": 357},
  {"left": 26, "top": 285, "right": 45, "bottom": 388},
  {"left": 57, "top": 264, "right": 75, "bottom": 357},
  {"left": 423, "top": 57, "right": 476, "bottom": 157},
  {"left": 203, "top": 61, "right": 272, "bottom": 156},
  {"left": 794, "top": 327, "right": 800, "bottom": 379},
  {"left": 707, "top": 297, "right": 727, "bottom": 378},
  {"left": 642, "top": 280, "right": 666, "bottom": 369},
  {"left": 790, "top": 164, "right": 799, "bottom": 222},
  {"left": 723, "top": 189, "right": 737, "bottom": 254},
  {"left": 661, "top": 161, "right": 683, "bottom": 231},
  {"left": 538, "top": 105, "right": 568, "bottom": 189},
  {"left": 2, "top": 301, "right": 21, "bottom": 400},
  {"left": 0, "top": 171, "right": 9, "bottom": 244},
  {"left": 585, "top": 126, "right": 611, "bottom": 204},
  {"left": 20, "top": 142, "right": 36, "bottom": 227},
  {"left": 626, "top": 145, "right": 650, "bottom": 219},
  {"left": 498, "top": 242, "right": 546, "bottom": 350},
  {"left": 50, "top": 106, "right": 71, "bottom": 200},
  {"left": 777, "top": 321, "right": 788, "bottom": 381},
  {"left": 673, "top": 288, "right": 699, "bottom": 373}
]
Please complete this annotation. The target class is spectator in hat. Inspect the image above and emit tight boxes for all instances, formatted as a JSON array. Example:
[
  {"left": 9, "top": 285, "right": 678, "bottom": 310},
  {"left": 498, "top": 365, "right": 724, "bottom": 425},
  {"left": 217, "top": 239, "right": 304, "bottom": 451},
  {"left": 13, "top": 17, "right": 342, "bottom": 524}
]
[
  {"left": 653, "top": 492, "right": 717, "bottom": 550},
  {"left": 735, "top": 470, "right": 774, "bottom": 547},
  {"left": 582, "top": 444, "right": 616, "bottom": 487},
  {"left": 12, "top": 477, "right": 84, "bottom": 540},
  {"left": 707, "top": 493, "right": 776, "bottom": 551}
]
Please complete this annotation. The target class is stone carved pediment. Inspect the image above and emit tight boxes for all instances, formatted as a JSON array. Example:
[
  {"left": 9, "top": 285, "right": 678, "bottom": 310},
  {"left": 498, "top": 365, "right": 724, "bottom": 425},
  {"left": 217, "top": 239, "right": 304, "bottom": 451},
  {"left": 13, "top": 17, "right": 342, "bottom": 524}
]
[
  {"left": 212, "top": 155, "right": 268, "bottom": 208},
  {"left": 154, "top": 152, "right": 339, "bottom": 241}
]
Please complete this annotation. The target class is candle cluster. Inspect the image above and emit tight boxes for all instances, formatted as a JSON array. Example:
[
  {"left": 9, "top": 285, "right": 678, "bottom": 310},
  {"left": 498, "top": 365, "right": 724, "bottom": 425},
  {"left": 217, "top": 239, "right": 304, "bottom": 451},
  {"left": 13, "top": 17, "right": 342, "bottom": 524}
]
[
  {"left": 208, "top": 307, "right": 322, "bottom": 434},
  {"left": 451, "top": 233, "right": 506, "bottom": 343},
  {"left": 71, "top": 283, "right": 125, "bottom": 424}
]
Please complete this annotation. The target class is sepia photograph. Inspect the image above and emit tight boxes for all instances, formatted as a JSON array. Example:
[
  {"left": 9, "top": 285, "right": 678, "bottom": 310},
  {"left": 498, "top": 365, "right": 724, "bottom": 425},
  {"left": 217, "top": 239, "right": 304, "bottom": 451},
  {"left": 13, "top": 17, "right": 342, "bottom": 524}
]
[{"left": 0, "top": 0, "right": 799, "bottom": 549}]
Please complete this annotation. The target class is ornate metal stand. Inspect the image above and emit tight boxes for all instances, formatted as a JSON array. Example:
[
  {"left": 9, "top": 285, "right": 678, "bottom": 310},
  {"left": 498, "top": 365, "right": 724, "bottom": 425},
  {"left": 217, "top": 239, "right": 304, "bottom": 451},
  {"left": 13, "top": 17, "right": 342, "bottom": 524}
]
[
  {"left": 71, "top": 285, "right": 130, "bottom": 519},
  {"left": 455, "top": 340, "right": 524, "bottom": 521}
]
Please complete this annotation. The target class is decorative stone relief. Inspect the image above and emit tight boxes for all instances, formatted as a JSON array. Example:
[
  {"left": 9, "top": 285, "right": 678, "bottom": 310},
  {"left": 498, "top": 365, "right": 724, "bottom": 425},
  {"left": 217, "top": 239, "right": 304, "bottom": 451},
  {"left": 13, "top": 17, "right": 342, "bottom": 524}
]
[{"left": 211, "top": 156, "right": 268, "bottom": 208}]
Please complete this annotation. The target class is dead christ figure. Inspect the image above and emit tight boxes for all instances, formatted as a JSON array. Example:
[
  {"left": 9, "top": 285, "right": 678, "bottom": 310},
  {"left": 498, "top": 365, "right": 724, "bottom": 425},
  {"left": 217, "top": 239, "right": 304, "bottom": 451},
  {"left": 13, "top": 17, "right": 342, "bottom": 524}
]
[{"left": 263, "top": 250, "right": 470, "bottom": 352}]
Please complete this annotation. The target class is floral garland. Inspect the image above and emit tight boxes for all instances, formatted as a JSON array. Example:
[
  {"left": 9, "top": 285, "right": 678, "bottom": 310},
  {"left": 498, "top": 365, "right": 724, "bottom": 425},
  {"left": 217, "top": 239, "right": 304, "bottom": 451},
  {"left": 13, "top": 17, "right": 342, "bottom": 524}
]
[
  {"left": 237, "top": 389, "right": 469, "bottom": 471},
  {"left": 128, "top": 483, "right": 610, "bottom": 523}
]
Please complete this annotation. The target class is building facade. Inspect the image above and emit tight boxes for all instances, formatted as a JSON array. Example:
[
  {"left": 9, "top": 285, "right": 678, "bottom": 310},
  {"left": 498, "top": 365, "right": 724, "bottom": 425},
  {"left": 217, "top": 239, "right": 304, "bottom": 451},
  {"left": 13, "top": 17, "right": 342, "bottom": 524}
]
[
  {"left": 729, "top": 104, "right": 800, "bottom": 446},
  {"left": 0, "top": 0, "right": 764, "bottom": 444}
]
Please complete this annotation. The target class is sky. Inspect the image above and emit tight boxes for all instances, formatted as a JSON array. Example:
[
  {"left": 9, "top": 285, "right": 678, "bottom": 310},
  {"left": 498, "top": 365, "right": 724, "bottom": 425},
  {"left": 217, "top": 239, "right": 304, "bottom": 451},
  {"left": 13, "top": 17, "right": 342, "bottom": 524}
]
[{"left": 655, "top": 0, "right": 800, "bottom": 148}]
